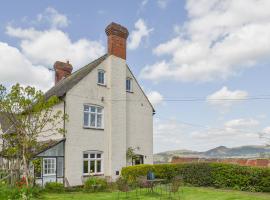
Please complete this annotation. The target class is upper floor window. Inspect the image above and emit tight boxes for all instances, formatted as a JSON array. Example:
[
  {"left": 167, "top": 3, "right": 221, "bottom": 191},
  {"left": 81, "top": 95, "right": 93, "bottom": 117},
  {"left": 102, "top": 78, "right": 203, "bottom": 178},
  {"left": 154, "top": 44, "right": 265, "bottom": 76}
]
[
  {"left": 83, "top": 151, "right": 103, "bottom": 175},
  {"left": 126, "top": 78, "right": 132, "bottom": 92},
  {"left": 97, "top": 70, "right": 105, "bottom": 85},
  {"left": 83, "top": 105, "right": 103, "bottom": 129}
]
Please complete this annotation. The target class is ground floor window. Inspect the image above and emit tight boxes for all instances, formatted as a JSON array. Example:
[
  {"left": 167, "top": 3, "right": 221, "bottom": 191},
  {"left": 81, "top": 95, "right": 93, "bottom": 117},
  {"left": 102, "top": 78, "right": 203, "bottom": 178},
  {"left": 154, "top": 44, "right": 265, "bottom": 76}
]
[
  {"left": 43, "top": 158, "right": 56, "bottom": 176},
  {"left": 83, "top": 151, "right": 103, "bottom": 175},
  {"left": 132, "top": 155, "right": 144, "bottom": 165}
]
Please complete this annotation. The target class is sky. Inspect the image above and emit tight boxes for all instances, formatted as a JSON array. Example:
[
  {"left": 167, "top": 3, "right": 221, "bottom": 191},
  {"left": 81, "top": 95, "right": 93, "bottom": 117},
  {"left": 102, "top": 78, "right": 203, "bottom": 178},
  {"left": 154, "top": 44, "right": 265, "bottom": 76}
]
[{"left": 1, "top": 0, "right": 270, "bottom": 153}]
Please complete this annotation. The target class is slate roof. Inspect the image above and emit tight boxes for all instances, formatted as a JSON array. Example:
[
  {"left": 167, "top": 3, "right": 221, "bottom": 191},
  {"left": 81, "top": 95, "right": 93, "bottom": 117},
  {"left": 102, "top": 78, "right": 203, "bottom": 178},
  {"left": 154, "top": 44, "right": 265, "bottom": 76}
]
[
  {"left": 45, "top": 54, "right": 108, "bottom": 99},
  {"left": 45, "top": 53, "right": 155, "bottom": 113}
]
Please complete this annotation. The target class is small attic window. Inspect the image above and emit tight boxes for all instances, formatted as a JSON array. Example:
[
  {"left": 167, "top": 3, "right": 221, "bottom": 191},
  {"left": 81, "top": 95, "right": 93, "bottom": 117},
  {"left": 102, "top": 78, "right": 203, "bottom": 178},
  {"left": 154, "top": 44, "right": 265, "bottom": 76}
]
[
  {"left": 126, "top": 78, "right": 132, "bottom": 92},
  {"left": 97, "top": 70, "right": 105, "bottom": 85}
]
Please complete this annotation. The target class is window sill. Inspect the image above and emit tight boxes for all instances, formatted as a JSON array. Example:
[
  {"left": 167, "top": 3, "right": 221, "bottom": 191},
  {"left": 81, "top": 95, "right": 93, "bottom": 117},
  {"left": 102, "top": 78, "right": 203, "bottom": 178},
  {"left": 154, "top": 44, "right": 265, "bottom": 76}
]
[
  {"left": 83, "top": 126, "right": 104, "bottom": 130},
  {"left": 97, "top": 83, "right": 107, "bottom": 87},
  {"left": 126, "top": 90, "right": 133, "bottom": 93},
  {"left": 83, "top": 173, "right": 104, "bottom": 177}
]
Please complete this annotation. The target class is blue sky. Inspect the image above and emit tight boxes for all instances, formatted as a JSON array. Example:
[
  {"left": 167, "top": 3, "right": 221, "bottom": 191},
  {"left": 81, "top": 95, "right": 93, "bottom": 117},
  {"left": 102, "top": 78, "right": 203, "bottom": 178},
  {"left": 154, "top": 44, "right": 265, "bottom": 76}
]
[{"left": 1, "top": 0, "right": 270, "bottom": 153}]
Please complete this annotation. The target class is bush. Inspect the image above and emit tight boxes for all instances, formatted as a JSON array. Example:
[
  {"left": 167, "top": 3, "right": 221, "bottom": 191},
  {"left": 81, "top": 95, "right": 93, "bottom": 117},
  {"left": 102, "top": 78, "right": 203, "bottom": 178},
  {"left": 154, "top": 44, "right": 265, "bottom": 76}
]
[
  {"left": 121, "top": 163, "right": 270, "bottom": 192},
  {"left": 0, "top": 182, "right": 42, "bottom": 200},
  {"left": 84, "top": 177, "right": 108, "bottom": 192},
  {"left": 45, "top": 182, "right": 64, "bottom": 192}
]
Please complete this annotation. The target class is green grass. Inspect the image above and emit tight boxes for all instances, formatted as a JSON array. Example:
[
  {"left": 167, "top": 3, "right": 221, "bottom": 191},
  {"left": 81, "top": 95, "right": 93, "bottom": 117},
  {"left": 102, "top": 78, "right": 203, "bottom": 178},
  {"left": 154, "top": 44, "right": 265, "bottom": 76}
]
[{"left": 41, "top": 187, "right": 270, "bottom": 200}]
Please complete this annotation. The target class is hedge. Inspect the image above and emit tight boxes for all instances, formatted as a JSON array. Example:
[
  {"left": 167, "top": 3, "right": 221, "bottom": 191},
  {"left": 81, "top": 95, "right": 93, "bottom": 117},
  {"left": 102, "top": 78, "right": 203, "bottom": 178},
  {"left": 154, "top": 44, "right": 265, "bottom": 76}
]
[{"left": 121, "top": 163, "right": 270, "bottom": 192}]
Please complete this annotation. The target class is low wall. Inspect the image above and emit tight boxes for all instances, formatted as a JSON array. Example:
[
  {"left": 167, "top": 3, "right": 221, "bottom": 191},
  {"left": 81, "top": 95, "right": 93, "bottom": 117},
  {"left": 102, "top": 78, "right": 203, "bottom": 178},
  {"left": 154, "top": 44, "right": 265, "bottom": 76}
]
[{"left": 171, "top": 157, "right": 270, "bottom": 167}]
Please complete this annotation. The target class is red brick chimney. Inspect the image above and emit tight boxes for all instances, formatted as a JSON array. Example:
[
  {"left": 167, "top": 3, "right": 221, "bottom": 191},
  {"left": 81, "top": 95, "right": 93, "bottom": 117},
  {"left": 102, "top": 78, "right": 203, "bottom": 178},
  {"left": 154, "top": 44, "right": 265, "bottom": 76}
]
[
  {"left": 54, "top": 61, "right": 73, "bottom": 84},
  {"left": 105, "top": 22, "right": 129, "bottom": 60}
]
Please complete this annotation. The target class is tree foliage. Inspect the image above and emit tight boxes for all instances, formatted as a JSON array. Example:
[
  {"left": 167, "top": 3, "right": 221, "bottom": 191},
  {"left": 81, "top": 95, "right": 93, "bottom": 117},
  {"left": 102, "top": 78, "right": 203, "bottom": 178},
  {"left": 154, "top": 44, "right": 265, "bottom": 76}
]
[{"left": 0, "top": 83, "right": 67, "bottom": 186}]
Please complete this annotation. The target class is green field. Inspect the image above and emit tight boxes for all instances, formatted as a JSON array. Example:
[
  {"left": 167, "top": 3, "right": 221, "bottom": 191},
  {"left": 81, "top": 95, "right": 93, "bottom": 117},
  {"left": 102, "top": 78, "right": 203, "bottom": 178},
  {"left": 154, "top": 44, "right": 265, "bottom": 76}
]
[{"left": 42, "top": 187, "right": 270, "bottom": 200}]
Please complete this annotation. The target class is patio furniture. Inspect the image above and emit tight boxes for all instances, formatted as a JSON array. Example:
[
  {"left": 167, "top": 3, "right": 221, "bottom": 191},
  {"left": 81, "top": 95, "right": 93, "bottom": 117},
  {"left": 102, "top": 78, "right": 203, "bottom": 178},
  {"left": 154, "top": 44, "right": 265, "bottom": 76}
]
[
  {"left": 161, "top": 176, "right": 183, "bottom": 200},
  {"left": 145, "top": 178, "right": 165, "bottom": 193}
]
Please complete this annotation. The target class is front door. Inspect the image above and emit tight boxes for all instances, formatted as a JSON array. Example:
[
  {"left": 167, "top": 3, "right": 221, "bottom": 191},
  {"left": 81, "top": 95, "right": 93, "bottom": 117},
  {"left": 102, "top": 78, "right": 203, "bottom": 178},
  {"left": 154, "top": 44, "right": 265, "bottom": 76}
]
[{"left": 43, "top": 158, "right": 56, "bottom": 185}]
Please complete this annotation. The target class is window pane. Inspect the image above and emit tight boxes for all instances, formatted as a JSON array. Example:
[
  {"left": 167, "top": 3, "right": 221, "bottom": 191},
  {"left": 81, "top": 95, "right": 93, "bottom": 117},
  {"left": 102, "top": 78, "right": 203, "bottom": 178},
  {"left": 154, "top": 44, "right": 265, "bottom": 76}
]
[
  {"left": 84, "top": 105, "right": 89, "bottom": 111},
  {"left": 84, "top": 113, "right": 89, "bottom": 126},
  {"left": 57, "top": 157, "right": 64, "bottom": 177},
  {"left": 83, "top": 161, "right": 88, "bottom": 174},
  {"left": 97, "top": 154, "right": 101, "bottom": 158},
  {"left": 97, "top": 114, "right": 102, "bottom": 128},
  {"left": 90, "top": 160, "right": 95, "bottom": 173},
  {"left": 98, "top": 71, "right": 104, "bottom": 84},
  {"left": 126, "top": 79, "right": 131, "bottom": 91},
  {"left": 83, "top": 154, "right": 88, "bottom": 158},
  {"left": 97, "top": 107, "right": 102, "bottom": 113},
  {"left": 126, "top": 79, "right": 129, "bottom": 90},
  {"left": 97, "top": 160, "right": 101, "bottom": 173},
  {"left": 90, "top": 114, "right": 96, "bottom": 127},
  {"left": 90, "top": 154, "right": 95, "bottom": 158},
  {"left": 90, "top": 106, "right": 96, "bottom": 112}
]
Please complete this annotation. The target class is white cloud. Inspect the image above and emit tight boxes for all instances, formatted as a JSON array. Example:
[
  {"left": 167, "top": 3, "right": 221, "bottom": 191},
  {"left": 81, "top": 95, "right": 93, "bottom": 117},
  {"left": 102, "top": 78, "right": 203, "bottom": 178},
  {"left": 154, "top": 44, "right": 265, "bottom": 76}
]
[
  {"left": 190, "top": 118, "right": 263, "bottom": 149},
  {"left": 157, "top": 0, "right": 169, "bottom": 9},
  {"left": 0, "top": 42, "right": 53, "bottom": 91},
  {"left": 128, "top": 19, "right": 153, "bottom": 50},
  {"left": 225, "top": 118, "right": 259, "bottom": 129},
  {"left": 154, "top": 117, "right": 264, "bottom": 152},
  {"left": 207, "top": 86, "right": 248, "bottom": 109},
  {"left": 262, "top": 127, "right": 270, "bottom": 134},
  {"left": 141, "top": 0, "right": 148, "bottom": 7},
  {"left": 1, "top": 7, "right": 105, "bottom": 91},
  {"left": 37, "top": 7, "right": 69, "bottom": 28},
  {"left": 154, "top": 118, "right": 192, "bottom": 152},
  {"left": 141, "top": 0, "right": 270, "bottom": 82},
  {"left": 147, "top": 91, "right": 164, "bottom": 106},
  {"left": 6, "top": 26, "right": 105, "bottom": 70}
]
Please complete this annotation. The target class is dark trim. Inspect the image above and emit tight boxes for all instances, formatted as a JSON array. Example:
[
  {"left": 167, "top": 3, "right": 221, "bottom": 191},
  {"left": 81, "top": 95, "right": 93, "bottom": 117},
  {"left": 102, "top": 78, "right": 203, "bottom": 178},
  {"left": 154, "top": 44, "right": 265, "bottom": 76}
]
[
  {"left": 83, "top": 127, "right": 104, "bottom": 130},
  {"left": 97, "top": 83, "right": 107, "bottom": 87},
  {"left": 82, "top": 174, "right": 104, "bottom": 177}
]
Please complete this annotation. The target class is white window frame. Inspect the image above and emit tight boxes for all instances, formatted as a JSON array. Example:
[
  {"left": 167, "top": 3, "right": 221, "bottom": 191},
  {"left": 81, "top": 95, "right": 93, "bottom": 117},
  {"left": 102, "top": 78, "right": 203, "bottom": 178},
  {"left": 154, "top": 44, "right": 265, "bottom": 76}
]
[
  {"left": 43, "top": 158, "right": 56, "bottom": 176},
  {"left": 97, "top": 69, "right": 106, "bottom": 85},
  {"left": 83, "top": 151, "right": 103, "bottom": 175},
  {"left": 126, "top": 78, "right": 132, "bottom": 92},
  {"left": 83, "top": 105, "right": 104, "bottom": 129}
]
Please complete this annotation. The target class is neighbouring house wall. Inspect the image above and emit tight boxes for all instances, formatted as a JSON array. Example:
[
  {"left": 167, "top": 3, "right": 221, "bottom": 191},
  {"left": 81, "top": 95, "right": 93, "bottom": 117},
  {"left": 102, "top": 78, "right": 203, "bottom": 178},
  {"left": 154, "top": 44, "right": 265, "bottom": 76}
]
[{"left": 126, "top": 66, "right": 153, "bottom": 165}]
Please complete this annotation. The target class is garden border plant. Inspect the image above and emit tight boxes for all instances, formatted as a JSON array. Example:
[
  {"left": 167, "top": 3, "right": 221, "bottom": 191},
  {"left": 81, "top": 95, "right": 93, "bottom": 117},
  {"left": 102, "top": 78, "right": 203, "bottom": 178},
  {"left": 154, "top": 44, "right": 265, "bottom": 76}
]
[{"left": 121, "top": 163, "right": 270, "bottom": 192}]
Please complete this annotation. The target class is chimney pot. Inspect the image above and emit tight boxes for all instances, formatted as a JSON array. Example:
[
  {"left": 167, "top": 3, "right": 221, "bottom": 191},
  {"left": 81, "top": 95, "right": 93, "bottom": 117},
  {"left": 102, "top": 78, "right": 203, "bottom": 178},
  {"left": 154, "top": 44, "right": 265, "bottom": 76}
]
[{"left": 105, "top": 22, "right": 129, "bottom": 60}]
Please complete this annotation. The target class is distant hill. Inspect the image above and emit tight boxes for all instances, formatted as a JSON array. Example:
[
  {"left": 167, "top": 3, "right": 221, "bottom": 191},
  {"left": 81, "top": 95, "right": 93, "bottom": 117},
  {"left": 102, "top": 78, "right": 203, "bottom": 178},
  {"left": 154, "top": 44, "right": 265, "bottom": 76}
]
[{"left": 154, "top": 145, "right": 270, "bottom": 163}]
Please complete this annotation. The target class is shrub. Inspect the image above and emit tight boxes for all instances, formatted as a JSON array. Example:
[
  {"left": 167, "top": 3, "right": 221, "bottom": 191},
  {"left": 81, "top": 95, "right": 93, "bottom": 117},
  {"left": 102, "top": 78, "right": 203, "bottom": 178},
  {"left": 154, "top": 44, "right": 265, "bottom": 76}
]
[
  {"left": 0, "top": 182, "right": 42, "bottom": 200},
  {"left": 121, "top": 163, "right": 270, "bottom": 192},
  {"left": 45, "top": 182, "right": 64, "bottom": 192},
  {"left": 84, "top": 177, "right": 108, "bottom": 192}
]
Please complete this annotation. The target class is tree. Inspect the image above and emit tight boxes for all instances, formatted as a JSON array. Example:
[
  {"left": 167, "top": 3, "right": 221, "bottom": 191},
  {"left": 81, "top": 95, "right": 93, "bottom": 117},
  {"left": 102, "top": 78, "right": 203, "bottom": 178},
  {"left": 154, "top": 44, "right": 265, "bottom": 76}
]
[{"left": 0, "top": 84, "right": 67, "bottom": 186}]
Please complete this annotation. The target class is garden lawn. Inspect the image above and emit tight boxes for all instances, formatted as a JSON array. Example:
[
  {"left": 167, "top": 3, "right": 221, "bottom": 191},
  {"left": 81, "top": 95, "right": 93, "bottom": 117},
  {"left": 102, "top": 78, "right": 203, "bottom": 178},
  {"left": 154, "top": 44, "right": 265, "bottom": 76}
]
[{"left": 41, "top": 187, "right": 270, "bottom": 200}]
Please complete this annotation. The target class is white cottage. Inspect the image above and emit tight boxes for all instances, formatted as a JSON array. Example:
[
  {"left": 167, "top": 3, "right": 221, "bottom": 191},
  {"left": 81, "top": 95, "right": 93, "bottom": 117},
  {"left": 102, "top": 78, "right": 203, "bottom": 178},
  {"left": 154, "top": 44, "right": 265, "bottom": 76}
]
[{"left": 33, "top": 22, "right": 154, "bottom": 186}]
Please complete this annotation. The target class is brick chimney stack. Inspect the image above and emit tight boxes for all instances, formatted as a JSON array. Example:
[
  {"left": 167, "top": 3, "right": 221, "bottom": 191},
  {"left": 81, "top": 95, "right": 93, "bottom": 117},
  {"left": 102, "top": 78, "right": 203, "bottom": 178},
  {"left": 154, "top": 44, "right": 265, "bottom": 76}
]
[
  {"left": 105, "top": 22, "right": 129, "bottom": 60},
  {"left": 54, "top": 60, "right": 73, "bottom": 84}
]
